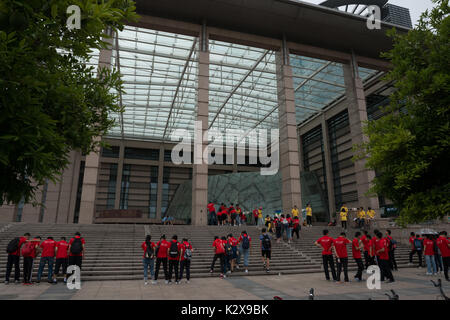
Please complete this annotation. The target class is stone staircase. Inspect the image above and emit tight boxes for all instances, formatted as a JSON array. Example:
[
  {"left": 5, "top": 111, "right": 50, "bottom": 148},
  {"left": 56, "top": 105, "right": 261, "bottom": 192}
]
[{"left": 0, "top": 223, "right": 413, "bottom": 281}]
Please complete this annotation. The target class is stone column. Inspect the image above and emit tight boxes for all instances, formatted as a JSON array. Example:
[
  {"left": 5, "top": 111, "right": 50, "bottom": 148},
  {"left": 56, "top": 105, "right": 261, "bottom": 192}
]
[
  {"left": 276, "top": 40, "right": 302, "bottom": 220},
  {"left": 321, "top": 114, "right": 336, "bottom": 220},
  {"left": 191, "top": 26, "right": 209, "bottom": 226},
  {"left": 156, "top": 144, "right": 164, "bottom": 219},
  {"left": 78, "top": 33, "right": 114, "bottom": 224},
  {"left": 343, "top": 54, "right": 379, "bottom": 211}
]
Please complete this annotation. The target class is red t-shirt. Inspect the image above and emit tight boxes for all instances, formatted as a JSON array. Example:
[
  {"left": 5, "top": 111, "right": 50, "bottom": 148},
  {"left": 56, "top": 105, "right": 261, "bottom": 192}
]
[
  {"left": 168, "top": 240, "right": 183, "bottom": 261},
  {"left": 40, "top": 239, "right": 56, "bottom": 258},
  {"left": 229, "top": 207, "right": 237, "bottom": 214},
  {"left": 424, "top": 239, "right": 435, "bottom": 256},
  {"left": 69, "top": 236, "right": 86, "bottom": 257},
  {"left": 316, "top": 236, "right": 334, "bottom": 255},
  {"left": 213, "top": 239, "right": 225, "bottom": 254},
  {"left": 156, "top": 239, "right": 170, "bottom": 258},
  {"left": 375, "top": 238, "right": 389, "bottom": 260},
  {"left": 436, "top": 236, "right": 450, "bottom": 257},
  {"left": 253, "top": 209, "right": 259, "bottom": 217},
  {"left": 409, "top": 236, "right": 416, "bottom": 249},
  {"left": 9, "top": 236, "right": 27, "bottom": 256},
  {"left": 238, "top": 234, "right": 252, "bottom": 245},
  {"left": 229, "top": 237, "right": 239, "bottom": 247},
  {"left": 207, "top": 203, "right": 215, "bottom": 213},
  {"left": 369, "top": 238, "right": 377, "bottom": 257},
  {"left": 141, "top": 241, "right": 156, "bottom": 258},
  {"left": 180, "top": 241, "right": 193, "bottom": 261},
  {"left": 293, "top": 219, "right": 300, "bottom": 229},
  {"left": 361, "top": 235, "right": 370, "bottom": 252},
  {"left": 28, "top": 239, "right": 41, "bottom": 258},
  {"left": 352, "top": 238, "right": 362, "bottom": 259},
  {"left": 334, "top": 237, "right": 351, "bottom": 258},
  {"left": 56, "top": 240, "right": 69, "bottom": 259},
  {"left": 286, "top": 217, "right": 293, "bottom": 228}
]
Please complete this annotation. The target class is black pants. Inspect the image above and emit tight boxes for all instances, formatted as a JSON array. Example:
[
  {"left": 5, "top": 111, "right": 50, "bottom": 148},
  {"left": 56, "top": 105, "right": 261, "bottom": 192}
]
[
  {"left": 168, "top": 260, "right": 179, "bottom": 282},
  {"left": 54, "top": 258, "right": 68, "bottom": 276},
  {"left": 363, "top": 251, "right": 371, "bottom": 269},
  {"left": 435, "top": 254, "right": 443, "bottom": 272},
  {"left": 6, "top": 255, "right": 20, "bottom": 282},
  {"left": 231, "top": 214, "right": 237, "bottom": 225},
  {"left": 306, "top": 216, "right": 312, "bottom": 225},
  {"left": 322, "top": 255, "right": 337, "bottom": 281},
  {"left": 389, "top": 249, "right": 398, "bottom": 270},
  {"left": 210, "top": 253, "right": 225, "bottom": 274},
  {"left": 68, "top": 256, "right": 83, "bottom": 269},
  {"left": 379, "top": 259, "right": 394, "bottom": 281},
  {"left": 341, "top": 221, "right": 347, "bottom": 229},
  {"left": 255, "top": 217, "right": 258, "bottom": 225},
  {"left": 292, "top": 228, "right": 300, "bottom": 239},
  {"left": 179, "top": 260, "right": 191, "bottom": 281},
  {"left": 336, "top": 257, "right": 349, "bottom": 282},
  {"left": 155, "top": 257, "right": 168, "bottom": 281},
  {"left": 443, "top": 256, "right": 449, "bottom": 280},
  {"left": 354, "top": 258, "right": 364, "bottom": 280},
  {"left": 23, "top": 257, "right": 34, "bottom": 283}
]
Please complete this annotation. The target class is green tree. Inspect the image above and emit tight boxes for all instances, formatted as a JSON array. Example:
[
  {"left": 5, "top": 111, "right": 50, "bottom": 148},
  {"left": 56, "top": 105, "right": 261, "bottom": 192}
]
[
  {"left": 356, "top": 0, "right": 450, "bottom": 224},
  {"left": 0, "top": 0, "right": 138, "bottom": 205}
]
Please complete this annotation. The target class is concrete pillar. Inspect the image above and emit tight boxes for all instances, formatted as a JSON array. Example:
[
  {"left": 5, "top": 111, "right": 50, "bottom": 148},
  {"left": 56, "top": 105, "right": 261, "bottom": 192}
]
[
  {"left": 191, "top": 26, "right": 208, "bottom": 226},
  {"left": 276, "top": 41, "right": 302, "bottom": 220},
  {"left": 321, "top": 114, "right": 336, "bottom": 220},
  {"left": 78, "top": 33, "right": 113, "bottom": 224},
  {"left": 343, "top": 54, "right": 379, "bottom": 211}
]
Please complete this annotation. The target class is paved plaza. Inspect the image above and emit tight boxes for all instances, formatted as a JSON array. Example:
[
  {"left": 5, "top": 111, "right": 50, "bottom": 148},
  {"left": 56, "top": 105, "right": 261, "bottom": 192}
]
[{"left": 0, "top": 268, "right": 448, "bottom": 300}]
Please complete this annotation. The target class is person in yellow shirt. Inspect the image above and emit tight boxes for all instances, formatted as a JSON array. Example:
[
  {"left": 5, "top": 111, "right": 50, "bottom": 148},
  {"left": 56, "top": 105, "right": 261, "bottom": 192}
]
[
  {"left": 357, "top": 207, "right": 366, "bottom": 228},
  {"left": 367, "top": 207, "right": 376, "bottom": 228},
  {"left": 340, "top": 207, "right": 348, "bottom": 230},
  {"left": 291, "top": 206, "right": 299, "bottom": 218},
  {"left": 258, "top": 207, "right": 263, "bottom": 226},
  {"left": 306, "top": 203, "right": 313, "bottom": 227}
]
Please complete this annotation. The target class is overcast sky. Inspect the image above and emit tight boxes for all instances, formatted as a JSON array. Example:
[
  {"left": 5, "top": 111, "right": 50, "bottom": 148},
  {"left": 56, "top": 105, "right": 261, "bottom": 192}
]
[{"left": 302, "top": 0, "right": 436, "bottom": 26}]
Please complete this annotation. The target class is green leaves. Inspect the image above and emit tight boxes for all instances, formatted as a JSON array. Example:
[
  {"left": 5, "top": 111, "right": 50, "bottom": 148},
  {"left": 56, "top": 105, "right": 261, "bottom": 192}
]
[
  {"left": 358, "top": 0, "right": 450, "bottom": 224},
  {"left": 0, "top": 0, "right": 138, "bottom": 206}
]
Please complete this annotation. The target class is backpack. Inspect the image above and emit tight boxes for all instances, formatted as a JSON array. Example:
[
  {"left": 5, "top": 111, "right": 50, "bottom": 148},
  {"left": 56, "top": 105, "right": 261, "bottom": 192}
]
[
  {"left": 262, "top": 234, "right": 271, "bottom": 250},
  {"left": 225, "top": 243, "right": 233, "bottom": 256},
  {"left": 145, "top": 243, "right": 155, "bottom": 259},
  {"left": 6, "top": 237, "right": 20, "bottom": 254},
  {"left": 184, "top": 244, "right": 192, "bottom": 260},
  {"left": 169, "top": 241, "right": 179, "bottom": 258},
  {"left": 242, "top": 235, "right": 250, "bottom": 250},
  {"left": 21, "top": 241, "right": 34, "bottom": 257},
  {"left": 414, "top": 238, "right": 423, "bottom": 251},
  {"left": 70, "top": 238, "right": 83, "bottom": 255},
  {"left": 288, "top": 219, "right": 293, "bottom": 228}
]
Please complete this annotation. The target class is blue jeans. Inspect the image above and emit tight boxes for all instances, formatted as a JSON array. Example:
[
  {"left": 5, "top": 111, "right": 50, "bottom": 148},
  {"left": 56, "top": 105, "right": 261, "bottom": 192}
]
[
  {"left": 287, "top": 228, "right": 292, "bottom": 239},
  {"left": 237, "top": 247, "right": 249, "bottom": 267},
  {"left": 143, "top": 258, "right": 155, "bottom": 280},
  {"left": 425, "top": 255, "right": 437, "bottom": 274},
  {"left": 236, "top": 215, "right": 241, "bottom": 225},
  {"left": 37, "top": 257, "right": 54, "bottom": 281}
]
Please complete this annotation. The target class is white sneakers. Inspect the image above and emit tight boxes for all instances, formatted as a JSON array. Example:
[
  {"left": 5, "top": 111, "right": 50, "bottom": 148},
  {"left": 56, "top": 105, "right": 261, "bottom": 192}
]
[
  {"left": 144, "top": 281, "right": 148, "bottom": 285},
  {"left": 245, "top": 269, "right": 248, "bottom": 273}
]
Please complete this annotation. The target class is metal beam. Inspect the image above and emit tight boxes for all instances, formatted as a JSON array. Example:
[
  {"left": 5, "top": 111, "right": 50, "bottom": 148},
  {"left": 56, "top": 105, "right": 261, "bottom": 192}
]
[
  {"left": 208, "top": 50, "right": 270, "bottom": 129},
  {"left": 162, "top": 38, "right": 198, "bottom": 140},
  {"left": 114, "top": 32, "right": 125, "bottom": 140},
  {"left": 294, "top": 61, "right": 332, "bottom": 93}
]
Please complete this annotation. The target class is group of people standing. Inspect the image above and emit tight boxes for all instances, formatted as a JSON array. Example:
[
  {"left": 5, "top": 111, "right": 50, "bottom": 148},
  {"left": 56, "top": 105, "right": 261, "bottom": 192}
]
[
  {"left": 338, "top": 204, "right": 376, "bottom": 230},
  {"left": 408, "top": 231, "right": 450, "bottom": 279},
  {"left": 5, "top": 232, "right": 85, "bottom": 285},
  {"left": 207, "top": 202, "right": 250, "bottom": 226}
]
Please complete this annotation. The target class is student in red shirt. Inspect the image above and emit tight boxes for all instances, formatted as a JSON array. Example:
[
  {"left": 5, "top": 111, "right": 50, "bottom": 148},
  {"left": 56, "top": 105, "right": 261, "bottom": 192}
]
[
  {"left": 37, "top": 236, "right": 57, "bottom": 284},
  {"left": 141, "top": 235, "right": 156, "bottom": 285},
  {"left": 68, "top": 232, "right": 85, "bottom": 269},
  {"left": 22, "top": 236, "right": 41, "bottom": 285},
  {"left": 361, "top": 231, "right": 371, "bottom": 268},
  {"left": 229, "top": 204, "right": 237, "bottom": 226},
  {"left": 167, "top": 235, "right": 182, "bottom": 284},
  {"left": 207, "top": 202, "right": 217, "bottom": 225},
  {"left": 315, "top": 229, "right": 337, "bottom": 281},
  {"left": 253, "top": 209, "right": 259, "bottom": 226},
  {"left": 5, "top": 233, "right": 29, "bottom": 284},
  {"left": 423, "top": 234, "right": 437, "bottom": 275},
  {"left": 227, "top": 233, "right": 239, "bottom": 272},
  {"left": 385, "top": 230, "right": 398, "bottom": 271},
  {"left": 179, "top": 238, "right": 193, "bottom": 283},
  {"left": 54, "top": 236, "right": 69, "bottom": 283},
  {"left": 333, "top": 232, "right": 351, "bottom": 282},
  {"left": 374, "top": 231, "right": 394, "bottom": 283},
  {"left": 408, "top": 232, "right": 417, "bottom": 265},
  {"left": 352, "top": 232, "right": 364, "bottom": 281},
  {"left": 154, "top": 234, "right": 170, "bottom": 284},
  {"left": 436, "top": 231, "right": 450, "bottom": 281},
  {"left": 292, "top": 217, "right": 300, "bottom": 240},
  {"left": 210, "top": 236, "right": 226, "bottom": 277}
]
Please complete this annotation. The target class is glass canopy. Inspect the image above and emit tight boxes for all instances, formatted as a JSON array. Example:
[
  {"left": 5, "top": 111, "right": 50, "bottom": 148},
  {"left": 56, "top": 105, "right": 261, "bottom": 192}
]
[{"left": 101, "top": 25, "right": 380, "bottom": 142}]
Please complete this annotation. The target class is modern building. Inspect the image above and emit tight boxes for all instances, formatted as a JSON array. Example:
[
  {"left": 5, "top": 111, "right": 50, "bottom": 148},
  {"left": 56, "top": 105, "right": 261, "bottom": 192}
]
[{"left": 0, "top": 0, "right": 413, "bottom": 225}]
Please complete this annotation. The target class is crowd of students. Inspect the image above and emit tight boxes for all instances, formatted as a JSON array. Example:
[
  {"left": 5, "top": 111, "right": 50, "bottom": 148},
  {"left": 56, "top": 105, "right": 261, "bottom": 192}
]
[
  {"left": 337, "top": 204, "right": 376, "bottom": 231},
  {"left": 5, "top": 232, "right": 85, "bottom": 285},
  {"left": 141, "top": 234, "right": 193, "bottom": 285},
  {"left": 408, "top": 232, "right": 450, "bottom": 278},
  {"left": 315, "top": 229, "right": 450, "bottom": 284}
]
